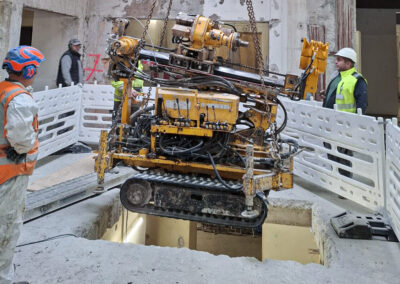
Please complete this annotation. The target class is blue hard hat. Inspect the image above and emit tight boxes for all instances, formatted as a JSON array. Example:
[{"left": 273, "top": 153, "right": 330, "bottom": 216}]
[
  {"left": 2, "top": 46, "right": 45, "bottom": 79},
  {"left": 2, "top": 46, "right": 45, "bottom": 72}
]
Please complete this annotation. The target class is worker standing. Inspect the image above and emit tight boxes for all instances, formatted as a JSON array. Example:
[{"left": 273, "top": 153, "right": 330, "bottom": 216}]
[
  {"left": 0, "top": 46, "right": 45, "bottom": 284},
  {"left": 321, "top": 48, "right": 367, "bottom": 180},
  {"left": 56, "top": 38, "right": 83, "bottom": 87},
  {"left": 110, "top": 60, "right": 144, "bottom": 120},
  {"left": 321, "top": 47, "right": 368, "bottom": 114}
]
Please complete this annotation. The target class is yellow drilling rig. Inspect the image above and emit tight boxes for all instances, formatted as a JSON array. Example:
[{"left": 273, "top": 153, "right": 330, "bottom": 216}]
[{"left": 95, "top": 11, "right": 328, "bottom": 228}]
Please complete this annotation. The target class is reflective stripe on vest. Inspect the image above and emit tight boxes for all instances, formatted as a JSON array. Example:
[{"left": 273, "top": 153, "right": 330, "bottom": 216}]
[
  {"left": 335, "top": 67, "right": 366, "bottom": 113},
  {"left": 0, "top": 81, "right": 39, "bottom": 184}
]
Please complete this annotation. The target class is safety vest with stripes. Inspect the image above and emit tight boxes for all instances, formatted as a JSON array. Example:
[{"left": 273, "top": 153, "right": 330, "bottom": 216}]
[
  {"left": 335, "top": 67, "right": 367, "bottom": 113},
  {"left": 0, "top": 81, "right": 39, "bottom": 185}
]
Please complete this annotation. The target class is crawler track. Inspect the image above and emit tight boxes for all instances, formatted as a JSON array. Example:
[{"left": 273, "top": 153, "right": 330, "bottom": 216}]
[{"left": 120, "top": 171, "right": 268, "bottom": 228}]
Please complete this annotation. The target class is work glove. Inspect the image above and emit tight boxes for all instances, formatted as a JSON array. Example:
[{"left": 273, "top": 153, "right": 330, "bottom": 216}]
[{"left": 5, "top": 147, "right": 27, "bottom": 163}]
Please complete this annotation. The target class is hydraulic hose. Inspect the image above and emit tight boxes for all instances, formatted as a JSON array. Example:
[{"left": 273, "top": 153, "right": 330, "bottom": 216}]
[
  {"left": 207, "top": 152, "right": 243, "bottom": 191},
  {"left": 130, "top": 105, "right": 155, "bottom": 125},
  {"left": 278, "top": 138, "right": 299, "bottom": 159},
  {"left": 159, "top": 134, "right": 204, "bottom": 156}
]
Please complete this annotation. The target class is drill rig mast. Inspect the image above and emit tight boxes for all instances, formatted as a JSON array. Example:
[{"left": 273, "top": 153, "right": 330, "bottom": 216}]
[{"left": 96, "top": 12, "right": 328, "bottom": 228}]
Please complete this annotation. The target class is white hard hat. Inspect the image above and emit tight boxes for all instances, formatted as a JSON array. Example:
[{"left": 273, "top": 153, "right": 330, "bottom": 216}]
[{"left": 335, "top": 48, "right": 357, "bottom": 63}]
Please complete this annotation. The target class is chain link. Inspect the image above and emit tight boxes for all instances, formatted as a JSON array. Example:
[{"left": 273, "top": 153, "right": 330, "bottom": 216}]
[
  {"left": 110, "top": 0, "right": 157, "bottom": 138},
  {"left": 245, "top": 0, "right": 280, "bottom": 159},
  {"left": 245, "top": 0, "right": 265, "bottom": 87},
  {"left": 159, "top": 0, "right": 173, "bottom": 47},
  {"left": 131, "top": 0, "right": 157, "bottom": 70},
  {"left": 137, "top": 0, "right": 158, "bottom": 110},
  {"left": 143, "top": 0, "right": 173, "bottom": 109},
  {"left": 122, "top": 0, "right": 157, "bottom": 111}
]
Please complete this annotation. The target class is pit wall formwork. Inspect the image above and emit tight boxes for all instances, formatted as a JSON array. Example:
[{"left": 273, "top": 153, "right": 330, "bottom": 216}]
[{"left": 32, "top": 84, "right": 400, "bottom": 239}]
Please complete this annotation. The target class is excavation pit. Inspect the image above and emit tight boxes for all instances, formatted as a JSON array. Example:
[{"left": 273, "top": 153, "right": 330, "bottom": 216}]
[
  {"left": 15, "top": 185, "right": 400, "bottom": 283},
  {"left": 101, "top": 202, "right": 321, "bottom": 264}
]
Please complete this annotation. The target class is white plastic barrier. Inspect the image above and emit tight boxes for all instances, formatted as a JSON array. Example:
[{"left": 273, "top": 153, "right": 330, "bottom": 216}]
[
  {"left": 33, "top": 86, "right": 81, "bottom": 160},
  {"left": 385, "top": 118, "right": 400, "bottom": 237},
  {"left": 277, "top": 98, "right": 386, "bottom": 211},
  {"left": 32, "top": 84, "right": 399, "bottom": 227},
  {"left": 79, "top": 83, "right": 114, "bottom": 144},
  {"left": 79, "top": 84, "right": 155, "bottom": 144}
]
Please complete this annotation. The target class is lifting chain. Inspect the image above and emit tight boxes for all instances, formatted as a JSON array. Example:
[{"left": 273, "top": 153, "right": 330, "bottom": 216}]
[
  {"left": 159, "top": 0, "right": 173, "bottom": 47},
  {"left": 110, "top": 0, "right": 157, "bottom": 138},
  {"left": 245, "top": 0, "right": 280, "bottom": 160},
  {"left": 141, "top": 0, "right": 174, "bottom": 109},
  {"left": 129, "top": 0, "right": 158, "bottom": 110},
  {"left": 139, "top": 0, "right": 159, "bottom": 109},
  {"left": 133, "top": 0, "right": 157, "bottom": 69},
  {"left": 245, "top": 0, "right": 265, "bottom": 88}
]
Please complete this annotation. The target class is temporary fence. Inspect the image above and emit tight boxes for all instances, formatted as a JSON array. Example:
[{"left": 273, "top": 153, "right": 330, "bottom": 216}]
[
  {"left": 385, "top": 118, "right": 400, "bottom": 237},
  {"left": 79, "top": 83, "right": 114, "bottom": 144},
  {"left": 33, "top": 86, "right": 81, "bottom": 160},
  {"left": 79, "top": 84, "right": 154, "bottom": 144},
  {"left": 277, "top": 98, "right": 386, "bottom": 211},
  {"left": 32, "top": 84, "right": 400, "bottom": 237}
]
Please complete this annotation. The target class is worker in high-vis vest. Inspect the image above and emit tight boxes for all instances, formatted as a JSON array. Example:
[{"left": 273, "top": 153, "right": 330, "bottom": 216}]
[
  {"left": 321, "top": 48, "right": 367, "bottom": 181},
  {"left": 110, "top": 60, "right": 144, "bottom": 120},
  {"left": 0, "top": 46, "right": 45, "bottom": 284},
  {"left": 321, "top": 47, "right": 368, "bottom": 114}
]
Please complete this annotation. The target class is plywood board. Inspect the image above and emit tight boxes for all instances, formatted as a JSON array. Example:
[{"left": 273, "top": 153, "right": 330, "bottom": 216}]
[
  {"left": 262, "top": 223, "right": 320, "bottom": 264},
  {"left": 145, "top": 215, "right": 197, "bottom": 249}
]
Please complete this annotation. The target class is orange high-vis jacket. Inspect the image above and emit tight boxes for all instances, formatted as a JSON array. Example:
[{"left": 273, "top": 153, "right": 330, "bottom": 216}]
[{"left": 0, "top": 81, "right": 39, "bottom": 185}]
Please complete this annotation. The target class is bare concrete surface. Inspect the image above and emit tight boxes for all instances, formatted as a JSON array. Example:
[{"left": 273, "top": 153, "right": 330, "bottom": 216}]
[
  {"left": 14, "top": 180, "right": 400, "bottom": 284},
  {"left": 268, "top": 180, "right": 400, "bottom": 281}
]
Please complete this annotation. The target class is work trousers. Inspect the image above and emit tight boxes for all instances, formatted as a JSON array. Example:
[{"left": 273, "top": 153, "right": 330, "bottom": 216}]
[{"left": 0, "top": 175, "right": 28, "bottom": 284}]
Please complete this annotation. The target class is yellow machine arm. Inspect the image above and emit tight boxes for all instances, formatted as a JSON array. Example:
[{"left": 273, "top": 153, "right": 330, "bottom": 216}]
[{"left": 299, "top": 38, "right": 329, "bottom": 99}]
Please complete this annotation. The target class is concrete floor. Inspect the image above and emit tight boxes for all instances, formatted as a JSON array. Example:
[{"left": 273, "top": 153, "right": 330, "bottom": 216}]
[{"left": 13, "top": 154, "right": 400, "bottom": 283}]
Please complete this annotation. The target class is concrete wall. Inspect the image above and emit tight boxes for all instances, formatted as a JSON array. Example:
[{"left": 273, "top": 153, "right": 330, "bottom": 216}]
[
  {"left": 202, "top": 0, "right": 338, "bottom": 76},
  {"left": 31, "top": 11, "right": 78, "bottom": 90},
  {"left": 0, "top": 1, "right": 23, "bottom": 80},
  {"left": 357, "top": 9, "right": 399, "bottom": 116},
  {"left": 306, "top": 0, "right": 340, "bottom": 81},
  {"left": 81, "top": 0, "right": 339, "bottom": 83},
  {"left": 0, "top": 0, "right": 88, "bottom": 87},
  {"left": 1, "top": 0, "right": 343, "bottom": 90}
]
